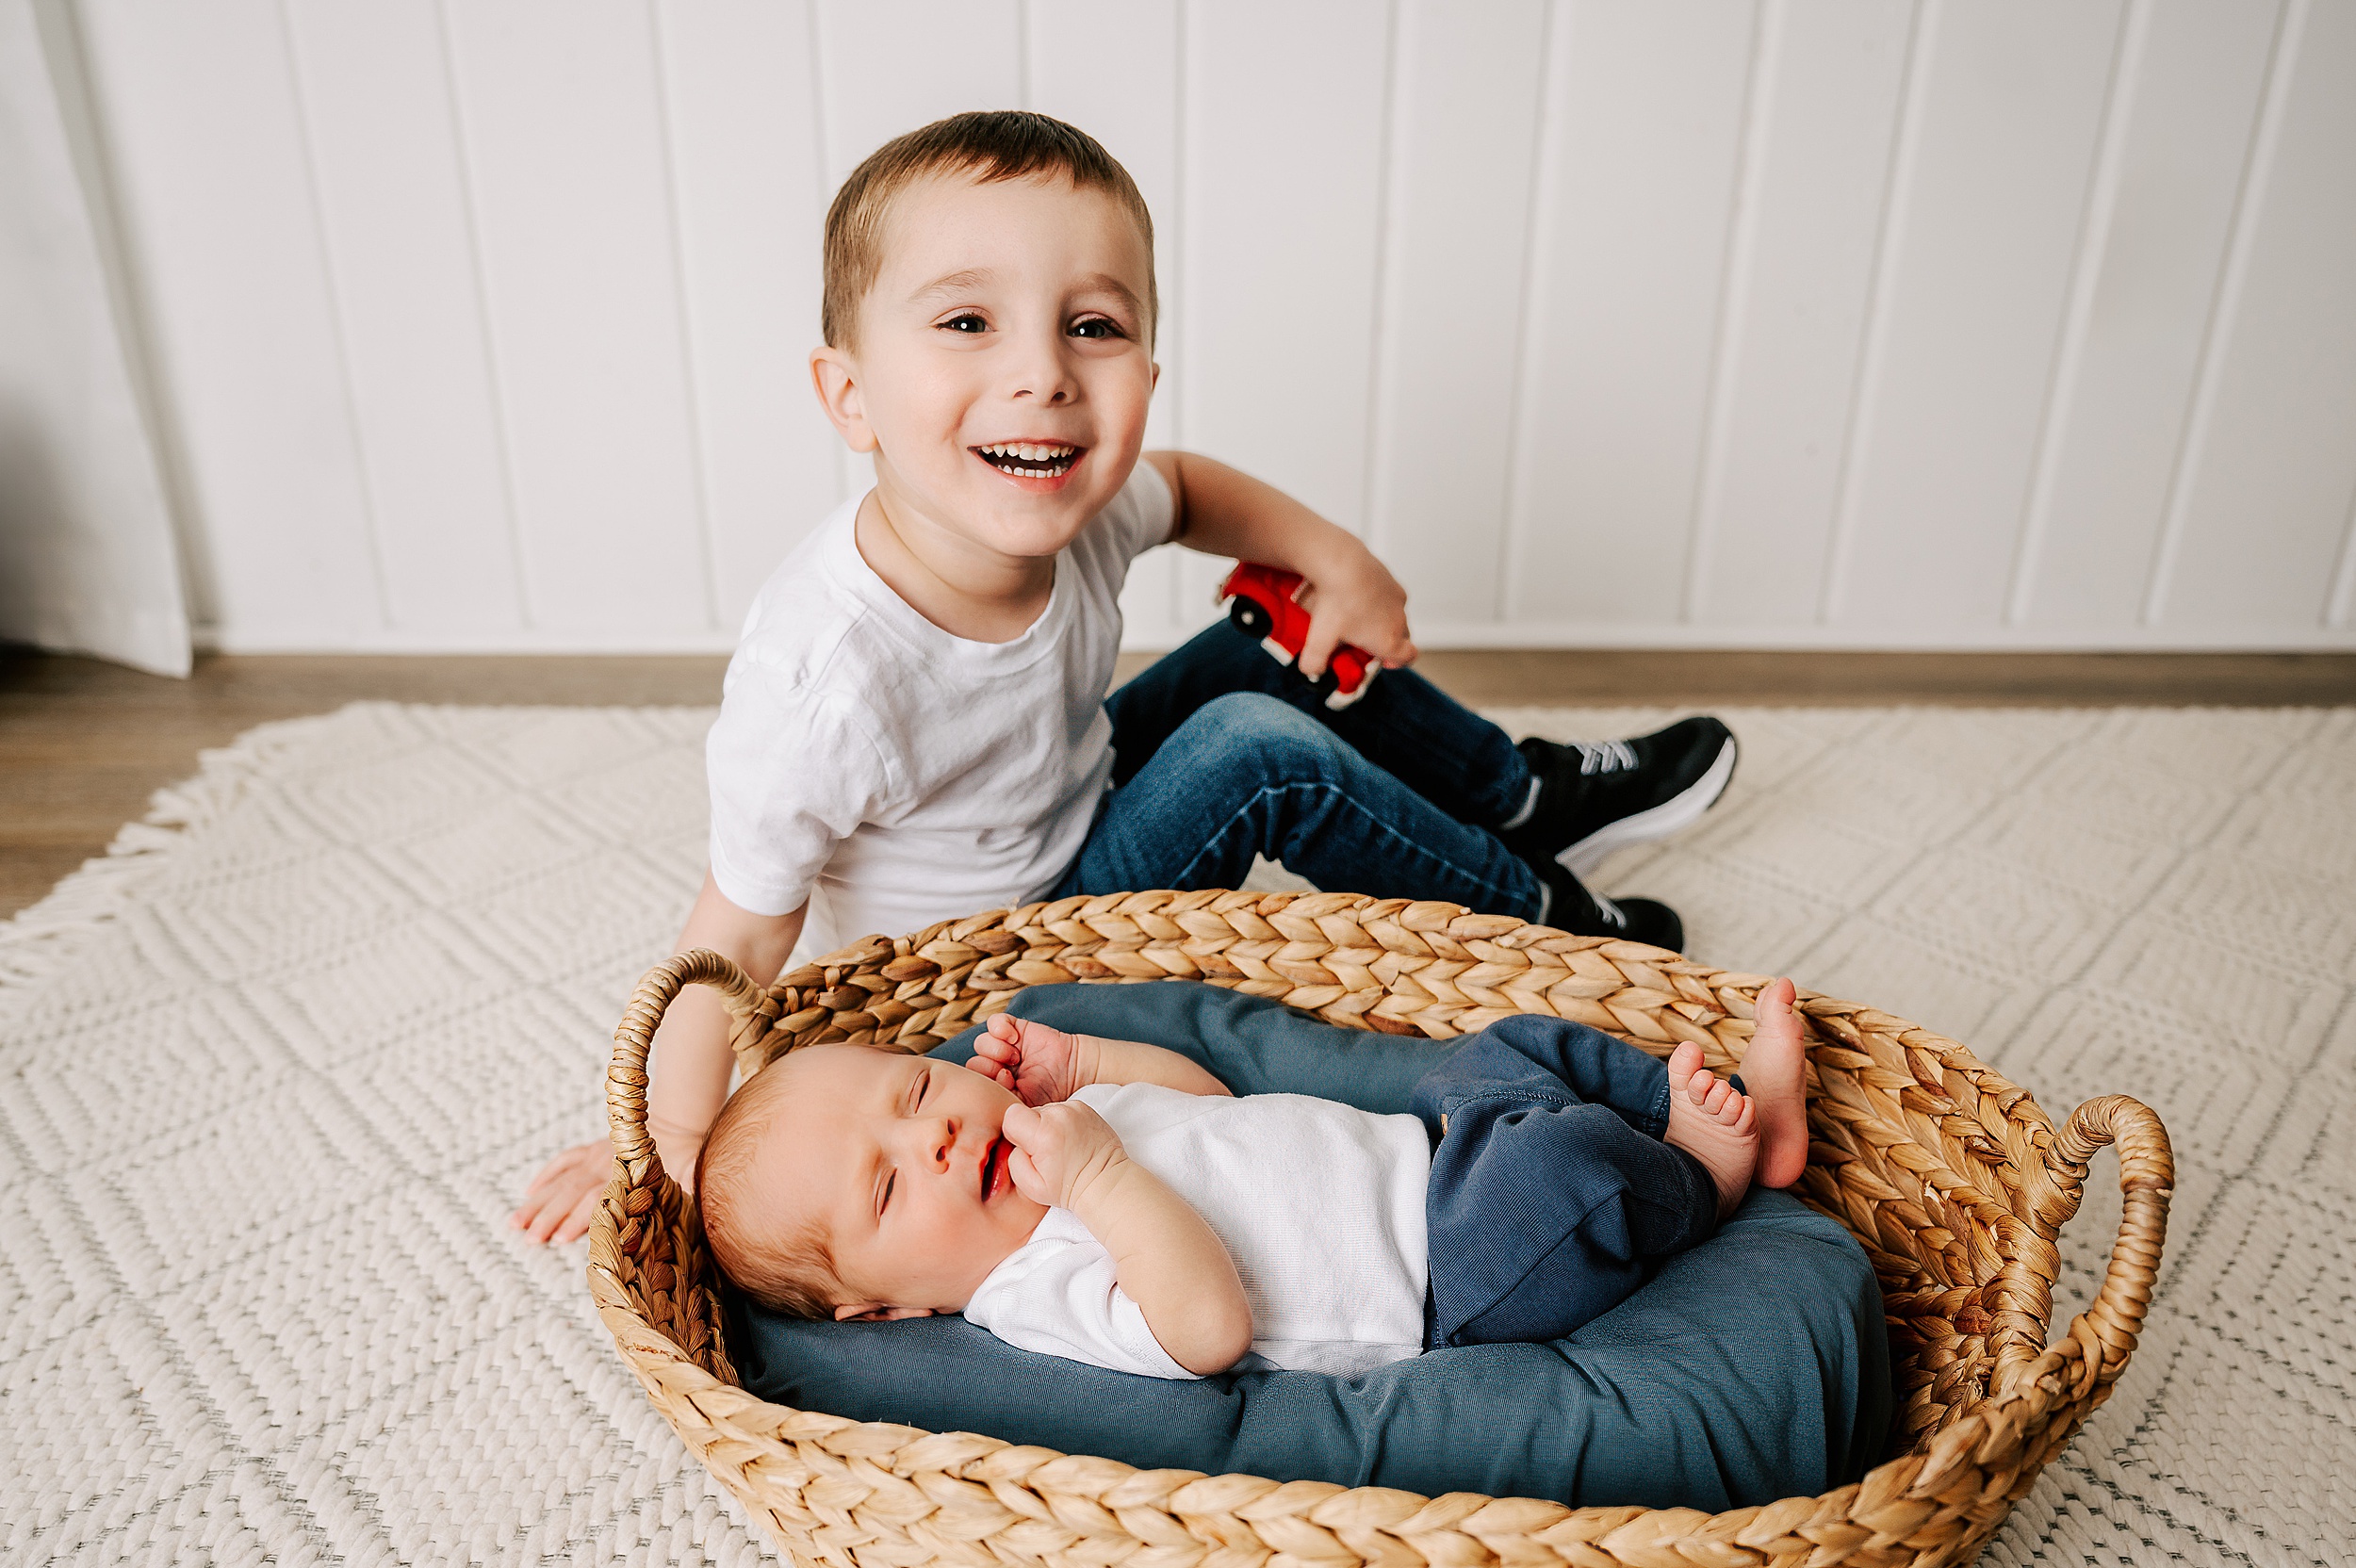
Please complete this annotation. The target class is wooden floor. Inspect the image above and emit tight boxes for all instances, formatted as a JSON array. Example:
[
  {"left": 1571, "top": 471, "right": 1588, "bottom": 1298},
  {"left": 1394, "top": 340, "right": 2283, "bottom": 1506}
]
[{"left": 5, "top": 646, "right": 2350, "bottom": 920}]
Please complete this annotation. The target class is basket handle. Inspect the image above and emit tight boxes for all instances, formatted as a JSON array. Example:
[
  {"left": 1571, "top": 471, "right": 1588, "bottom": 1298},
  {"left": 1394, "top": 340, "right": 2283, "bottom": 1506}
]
[
  {"left": 607, "top": 947, "right": 772, "bottom": 1189},
  {"left": 1998, "top": 1094, "right": 2173, "bottom": 1391}
]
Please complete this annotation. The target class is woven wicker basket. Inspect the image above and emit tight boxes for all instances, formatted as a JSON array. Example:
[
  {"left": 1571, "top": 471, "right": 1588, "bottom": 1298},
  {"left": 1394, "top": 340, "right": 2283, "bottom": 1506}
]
[{"left": 588, "top": 890, "right": 2170, "bottom": 1568}]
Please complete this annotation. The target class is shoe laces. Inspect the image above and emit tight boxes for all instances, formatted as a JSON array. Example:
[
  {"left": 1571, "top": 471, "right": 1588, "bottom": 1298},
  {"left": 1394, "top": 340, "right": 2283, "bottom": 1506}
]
[{"left": 1573, "top": 739, "right": 1639, "bottom": 776}]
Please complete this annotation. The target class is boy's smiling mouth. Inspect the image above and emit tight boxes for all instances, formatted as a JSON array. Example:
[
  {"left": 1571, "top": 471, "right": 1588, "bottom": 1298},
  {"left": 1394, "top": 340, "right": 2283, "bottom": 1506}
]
[
  {"left": 973, "top": 441, "right": 1082, "bottom": 482},
  {"left": 980, "top": 1135, "right": 1012, "bottom": 1200}
]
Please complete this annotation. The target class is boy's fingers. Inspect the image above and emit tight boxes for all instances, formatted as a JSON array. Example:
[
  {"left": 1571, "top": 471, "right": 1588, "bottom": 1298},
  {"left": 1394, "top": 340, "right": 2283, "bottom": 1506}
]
[
  {"left": 558, "top": 1189, "right": 598, "bottom": 1243},
  {"left": 1298, "top": 618, "right": 1341, "bottom": 681}
]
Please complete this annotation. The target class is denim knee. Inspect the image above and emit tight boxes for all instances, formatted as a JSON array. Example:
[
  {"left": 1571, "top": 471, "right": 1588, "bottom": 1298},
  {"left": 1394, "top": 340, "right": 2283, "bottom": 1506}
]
[{"left": 1173, "top": 693, "right": 1350, "bottom": 785}]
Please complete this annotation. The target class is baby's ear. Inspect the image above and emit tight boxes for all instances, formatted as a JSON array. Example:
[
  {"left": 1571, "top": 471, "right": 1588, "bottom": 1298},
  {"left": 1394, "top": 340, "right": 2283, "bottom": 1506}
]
[{"left": 833, "top": 1302, "right": 933, "bottom": 1322}]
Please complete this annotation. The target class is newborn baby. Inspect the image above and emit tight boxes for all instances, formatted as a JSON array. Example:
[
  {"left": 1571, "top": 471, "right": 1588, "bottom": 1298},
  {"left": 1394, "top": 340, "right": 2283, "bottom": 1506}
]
[{"left": 695, "top": 981, "right": 1809, "bottom": 1379}]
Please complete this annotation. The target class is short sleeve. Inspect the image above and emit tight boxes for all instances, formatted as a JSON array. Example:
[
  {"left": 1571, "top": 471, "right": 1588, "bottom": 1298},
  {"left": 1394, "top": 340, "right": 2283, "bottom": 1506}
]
[
  {"left": 1112, "top": 459, "right": 1178, "bottom": 561},
  {"left": 704, "top": 665, "right": 895, "bottom": 919},
  {"left": 962, "top": 1210, "right": 1194, "bottom": 1380}
]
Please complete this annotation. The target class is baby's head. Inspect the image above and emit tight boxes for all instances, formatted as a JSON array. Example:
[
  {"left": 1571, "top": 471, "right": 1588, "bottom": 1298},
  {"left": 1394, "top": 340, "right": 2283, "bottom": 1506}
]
[
  {"left": 695, "top": 1042, "right": 1048, "bottom": 1322},
  {"left": 810, "top": 110, "right": 1160, "bottom": 561}
]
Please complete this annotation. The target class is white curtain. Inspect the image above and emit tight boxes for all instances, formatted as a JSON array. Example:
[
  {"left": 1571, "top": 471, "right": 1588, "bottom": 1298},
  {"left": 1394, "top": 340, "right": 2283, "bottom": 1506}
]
[{"left": 0, "top": 0, "right": 185, "bottom": 675}]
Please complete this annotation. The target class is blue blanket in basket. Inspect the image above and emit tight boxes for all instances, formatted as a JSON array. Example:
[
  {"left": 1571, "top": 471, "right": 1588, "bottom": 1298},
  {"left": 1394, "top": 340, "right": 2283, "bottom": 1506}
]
[{"left": 724, "top": 981, "right": 1890, "bottom": 1509}]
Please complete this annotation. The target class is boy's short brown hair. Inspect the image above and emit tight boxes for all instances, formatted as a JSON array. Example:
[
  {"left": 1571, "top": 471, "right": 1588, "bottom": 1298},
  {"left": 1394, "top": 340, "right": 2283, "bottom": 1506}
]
[
  {"left": 695, "top": 1055, "right": 840, "bottom": 1318},
  {"left": 822, "top": 109, "right": 1156, "bottom": 351}
]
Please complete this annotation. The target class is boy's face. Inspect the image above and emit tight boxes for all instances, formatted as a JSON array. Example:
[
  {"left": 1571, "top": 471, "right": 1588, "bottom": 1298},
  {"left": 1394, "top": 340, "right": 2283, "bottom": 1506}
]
[
  {"left": 812, "top": 172, "right": 1157, "bottom": 562},
  {"left": 753, "top": 1043, "right": 1048, "bottom": 1319}
]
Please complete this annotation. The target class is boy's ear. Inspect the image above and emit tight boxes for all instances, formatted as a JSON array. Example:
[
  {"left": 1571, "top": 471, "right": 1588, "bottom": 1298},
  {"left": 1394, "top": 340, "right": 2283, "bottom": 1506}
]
[
  {"left": 833, "top": 1301, "right": 933, "bottom": 1322},
  {"left": 810, "top": 347, "right": 877, "bottom": 453}
]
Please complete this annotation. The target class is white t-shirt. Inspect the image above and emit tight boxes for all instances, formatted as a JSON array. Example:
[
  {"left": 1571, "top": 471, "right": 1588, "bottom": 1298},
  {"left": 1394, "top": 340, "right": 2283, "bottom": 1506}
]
[
  {"left": 705, "top": 466, "right": 1174, "bottom": 953},
  {"left": 961, "top": 1083, "right": 1433, "bottom": 1379}
]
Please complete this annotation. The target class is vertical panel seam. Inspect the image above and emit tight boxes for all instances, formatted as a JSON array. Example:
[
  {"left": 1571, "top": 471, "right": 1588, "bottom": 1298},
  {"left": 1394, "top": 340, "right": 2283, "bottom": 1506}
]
[
  {"left": 1818, "top": 0, "right": 1935, "bottom": 628},
  {"left": 2007, "top": 0, "right": 2149, "bottom": 628},
  {"left": 1495, "top": 0, "right": 1562, "bottom": 626},
  {"left": 2141, "top": 0, "right": 2305, "bottom": 629},
  {"left": 1015, "top": 0, "right": 1032, "bottom": 107},
  {"left": 434, "top": 0, "right": 535, "bottom": 631},
  {"left": 810, "top": 0, "right": 855, "bottom": 506},
  {"left": 1358, "top": 0, "right": 1403, "bottom": 547},
  {"left": 2328, "top": 472, "right": 2356, "bottom": 629},
  {"left": 273, "top": 0, "right": 393, "bottom": 637},
  {"left": 1169, "top": 0, "right": 1190, "bottom": 627},
  {"left": 645, "top": 0, "right": 724, "bottom": 632},
  {"left": 1681, "top": 0, "right": 1779, "bottom": 626}
]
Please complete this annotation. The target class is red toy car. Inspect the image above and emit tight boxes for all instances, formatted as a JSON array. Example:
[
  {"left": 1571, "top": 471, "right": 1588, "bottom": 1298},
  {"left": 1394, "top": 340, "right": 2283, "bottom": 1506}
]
[{"left": 1218, "top": 563, "right": 1380, "bottom": 710}]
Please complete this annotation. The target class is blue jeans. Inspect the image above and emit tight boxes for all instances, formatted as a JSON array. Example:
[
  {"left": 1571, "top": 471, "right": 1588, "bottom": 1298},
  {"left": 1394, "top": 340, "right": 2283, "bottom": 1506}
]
[
  {"left": 1415, "top": 1015, "right": 1724, "bottom": 1348},
  {"left": 1048, "top": 623, "right": 1545, "bottom": 916}
]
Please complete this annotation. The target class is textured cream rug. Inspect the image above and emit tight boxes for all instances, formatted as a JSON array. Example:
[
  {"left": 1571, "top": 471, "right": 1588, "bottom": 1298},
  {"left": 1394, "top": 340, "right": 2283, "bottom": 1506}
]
[{"left": 1, "top": 702, "right": 2348, "bottom": 1567}]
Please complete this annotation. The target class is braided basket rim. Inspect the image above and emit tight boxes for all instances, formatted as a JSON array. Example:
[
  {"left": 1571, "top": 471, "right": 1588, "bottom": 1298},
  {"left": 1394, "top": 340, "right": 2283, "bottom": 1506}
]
[{"left": 588, "top": 890, "right": 2173, "bottom": 1568}]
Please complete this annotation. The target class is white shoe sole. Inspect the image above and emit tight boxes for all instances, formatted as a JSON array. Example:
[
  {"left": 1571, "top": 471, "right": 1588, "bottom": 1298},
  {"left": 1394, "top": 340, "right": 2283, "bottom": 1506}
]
[{"left": 1554, "top": 736, "right": 1738, "bottom": 881}]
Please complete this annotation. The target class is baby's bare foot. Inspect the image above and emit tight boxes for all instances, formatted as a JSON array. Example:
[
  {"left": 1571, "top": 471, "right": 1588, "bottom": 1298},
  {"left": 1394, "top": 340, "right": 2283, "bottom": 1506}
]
[
  {"left": 1745, "top": 977, "right": 1810, "bottom": 1190},
  {"left": 1666, "top": 1042, "right": 1758, "bottom": 1217}
]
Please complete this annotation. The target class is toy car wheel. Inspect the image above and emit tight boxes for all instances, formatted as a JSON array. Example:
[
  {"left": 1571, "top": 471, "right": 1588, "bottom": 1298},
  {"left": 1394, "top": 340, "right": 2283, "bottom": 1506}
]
[{"left": 1226, "top": 596, "right": 1272, "bottom": 640}]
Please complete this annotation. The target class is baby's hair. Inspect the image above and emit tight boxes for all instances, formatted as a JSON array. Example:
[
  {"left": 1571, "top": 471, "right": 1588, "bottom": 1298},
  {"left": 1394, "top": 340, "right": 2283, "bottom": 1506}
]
[
  {"left": 695, "top": 1051, "right": 841, "bottom": 1319},
  {"left": 822, "top": 108, "right": 1156, "bottom": 351}
]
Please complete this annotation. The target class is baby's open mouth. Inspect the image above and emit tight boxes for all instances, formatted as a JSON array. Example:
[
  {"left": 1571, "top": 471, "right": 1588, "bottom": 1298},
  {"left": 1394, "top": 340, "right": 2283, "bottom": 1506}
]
[
  {"left": 973, "top": 442, "right": 1080, "bottom": 479},
  {"left": 980, "top": 1136, "right": 1009, "bottom": 1199}
]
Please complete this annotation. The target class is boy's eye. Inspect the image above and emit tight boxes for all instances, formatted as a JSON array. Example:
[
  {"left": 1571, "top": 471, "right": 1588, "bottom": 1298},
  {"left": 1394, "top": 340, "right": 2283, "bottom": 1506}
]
[
  {"left": 941, "top": 313, "right": 987, "bottom": 334},
  {"left": 1069, "top": 317, "right": 1122, "bottom": 340}
]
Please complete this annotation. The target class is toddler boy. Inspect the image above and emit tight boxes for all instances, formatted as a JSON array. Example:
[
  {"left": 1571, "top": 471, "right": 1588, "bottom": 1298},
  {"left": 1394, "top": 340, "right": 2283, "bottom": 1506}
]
[
  {"left": 515, "top": 110, "right": 1736, "bottom": 1243},
  {"left": 695, "top": 981, "right": 1811, "bottom": 1377}
]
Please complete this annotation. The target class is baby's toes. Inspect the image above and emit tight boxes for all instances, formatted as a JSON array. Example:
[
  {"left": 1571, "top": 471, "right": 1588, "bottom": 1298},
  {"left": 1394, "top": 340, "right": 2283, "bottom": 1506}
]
[
  {"left": 1701, "top": 1078, "right": 1735, "bottom": 1116},
  {"left": 1685, "top": 1068, "right": 1718, "bottom": 1104},
  {"left": 1668, "top": 1039, "right": 1703, "bottom": 1091},
  {"left": 1725, "top": 1093, "right": 1754, "bottom": 1131}
]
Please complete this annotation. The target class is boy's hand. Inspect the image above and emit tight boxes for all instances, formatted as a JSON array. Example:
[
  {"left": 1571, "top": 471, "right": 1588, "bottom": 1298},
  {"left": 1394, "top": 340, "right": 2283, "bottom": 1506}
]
[
  {"left": 1298, "top": 547, "right": 1415, "bottom": 680},
  {"left": 513, "top": 1137, "right": 610, "bottom": 1244},
  {"left": 972, "top": 1015, "right": 1096, "bottom": 1104},
  {"left": 1002, "top": 1101, "right": 1127, "bottom": 1210}
]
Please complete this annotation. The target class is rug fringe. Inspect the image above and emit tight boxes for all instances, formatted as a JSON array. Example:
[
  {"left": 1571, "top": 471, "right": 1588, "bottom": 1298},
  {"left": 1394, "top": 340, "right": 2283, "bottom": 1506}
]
[{"left": 0, "top": 711, "right": 334, "bottom": 989}]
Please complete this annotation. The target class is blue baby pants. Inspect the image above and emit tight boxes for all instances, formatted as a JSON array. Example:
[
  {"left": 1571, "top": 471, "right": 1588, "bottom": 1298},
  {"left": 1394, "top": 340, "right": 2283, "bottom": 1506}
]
[{"left": 1415, "top": 1013, "right": 1726, "bottom": 1349}]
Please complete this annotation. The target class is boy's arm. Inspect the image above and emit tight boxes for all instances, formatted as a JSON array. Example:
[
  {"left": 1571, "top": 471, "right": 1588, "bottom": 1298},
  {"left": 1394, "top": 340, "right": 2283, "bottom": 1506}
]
[
  {"left": 512, "top": 871, "right": 801, "bottom": 1243},
  {"left": 1006, "top": 1102, "right": 1254, "bottom": 1376},
  {"left": 645, "top": 872, "right": 806, "bottom": 1175},
  {"left": 1143, "top": 449, "right": 1415, "bottom": 679}
]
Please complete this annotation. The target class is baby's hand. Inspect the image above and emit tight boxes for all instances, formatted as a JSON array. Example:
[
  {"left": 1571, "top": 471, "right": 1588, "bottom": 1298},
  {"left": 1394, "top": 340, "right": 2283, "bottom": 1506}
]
[
  {"left": 1002, "top": 1101, "right": 1126, "bottom": 1210},
  {"left": 972, "top": 1015, "right": 1092, "bottom": 1104}
]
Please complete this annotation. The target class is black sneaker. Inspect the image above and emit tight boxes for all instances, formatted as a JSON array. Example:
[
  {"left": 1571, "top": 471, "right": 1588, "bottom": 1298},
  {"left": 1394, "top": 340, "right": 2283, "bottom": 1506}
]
[
  {"left": 1536, "top": 864, "right": 1685, "bottom": 954},
  {"left": 1503, "top": 717, "right": 1738, "bottom": 880}
]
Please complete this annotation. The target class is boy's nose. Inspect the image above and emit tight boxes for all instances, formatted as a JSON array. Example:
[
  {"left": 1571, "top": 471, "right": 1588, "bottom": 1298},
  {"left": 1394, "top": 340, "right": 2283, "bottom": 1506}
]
[{"left": 1006, "top": 331, "right": 1078, "bottom": 405}]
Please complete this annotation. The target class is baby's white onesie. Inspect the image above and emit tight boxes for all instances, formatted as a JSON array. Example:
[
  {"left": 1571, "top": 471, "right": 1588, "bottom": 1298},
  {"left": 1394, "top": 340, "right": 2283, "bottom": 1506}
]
[
  {"left": 961, "top": 1082, "right": 1433, "bottom": 1379},
  {"left": 703, "top": 466, "right": 1173, "bottom": 955}
]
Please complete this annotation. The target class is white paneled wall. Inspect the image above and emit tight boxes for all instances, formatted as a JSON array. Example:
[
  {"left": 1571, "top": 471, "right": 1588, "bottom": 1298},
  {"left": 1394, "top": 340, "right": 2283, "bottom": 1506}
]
[{"left": 70, "top": 0, "right": 2356, "bottom": 652}]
